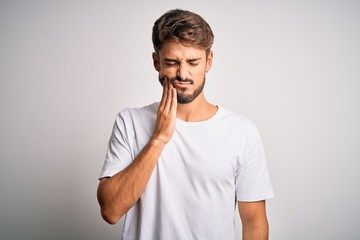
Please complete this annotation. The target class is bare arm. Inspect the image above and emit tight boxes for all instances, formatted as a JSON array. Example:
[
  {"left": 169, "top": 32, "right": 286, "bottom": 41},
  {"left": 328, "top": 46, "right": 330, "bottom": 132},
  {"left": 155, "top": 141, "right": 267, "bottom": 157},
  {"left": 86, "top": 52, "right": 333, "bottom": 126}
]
[
  {"left": 238, "top": 200, "right": 269, "bottom": 240},
  {"left": 97, "top": 78, "right": 177, "bottom": 224}
]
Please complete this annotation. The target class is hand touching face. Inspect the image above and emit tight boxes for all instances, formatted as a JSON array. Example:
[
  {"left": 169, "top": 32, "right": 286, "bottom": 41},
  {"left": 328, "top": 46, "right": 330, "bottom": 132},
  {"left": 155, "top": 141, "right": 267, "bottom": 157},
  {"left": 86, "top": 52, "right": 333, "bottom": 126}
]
[{"left": 153, "top": 41, "right": 213, "bottom": 104}]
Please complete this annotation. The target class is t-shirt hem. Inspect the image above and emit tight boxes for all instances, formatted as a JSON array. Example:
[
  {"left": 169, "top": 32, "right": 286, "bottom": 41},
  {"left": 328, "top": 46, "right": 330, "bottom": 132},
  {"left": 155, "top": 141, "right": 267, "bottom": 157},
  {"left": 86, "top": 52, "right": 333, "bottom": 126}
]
[
  {"left": 98, "top": 168, "right": 122, "bottom": 179},
  {"left": 237, "top": 193, "right": 275, "bottom": 202}
]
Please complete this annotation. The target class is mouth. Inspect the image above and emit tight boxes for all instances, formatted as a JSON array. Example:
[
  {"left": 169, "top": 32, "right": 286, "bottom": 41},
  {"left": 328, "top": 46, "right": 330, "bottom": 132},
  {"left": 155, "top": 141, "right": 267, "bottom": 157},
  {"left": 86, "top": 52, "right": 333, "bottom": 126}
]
[{"left": 172, "top": 80, "right": 191, "bottom": 87}]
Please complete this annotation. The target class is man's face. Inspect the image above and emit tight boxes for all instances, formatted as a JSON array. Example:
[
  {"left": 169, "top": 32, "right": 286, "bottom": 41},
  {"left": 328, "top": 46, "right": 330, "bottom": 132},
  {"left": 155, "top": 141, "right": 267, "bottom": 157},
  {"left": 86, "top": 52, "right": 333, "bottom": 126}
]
[{"left": 153, "top": 41, "right": 213, "bottom": 104}]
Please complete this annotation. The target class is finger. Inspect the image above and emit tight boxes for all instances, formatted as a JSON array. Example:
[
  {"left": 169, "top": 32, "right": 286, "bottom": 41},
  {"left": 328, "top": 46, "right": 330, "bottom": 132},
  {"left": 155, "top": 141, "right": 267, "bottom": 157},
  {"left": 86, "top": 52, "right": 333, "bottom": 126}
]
[
  {"left": 164, "top": 77, "right": 172, "bottom": 112},
  {"left": 170, "top": 87, "right": 177, "bottom": 115},
  {"left": 159, "top": 76, "right": 168, "bottom": 110},
  {"left": 166, "top": 80, "right": 177, "bottom": 114}
]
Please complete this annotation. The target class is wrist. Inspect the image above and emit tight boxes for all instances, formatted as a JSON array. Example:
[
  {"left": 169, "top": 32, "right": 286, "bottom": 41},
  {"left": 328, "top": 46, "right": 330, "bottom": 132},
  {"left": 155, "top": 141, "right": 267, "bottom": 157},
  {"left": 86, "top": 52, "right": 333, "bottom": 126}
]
[{"left": 149, "top": 137, "right": 167, "bottom": 148}]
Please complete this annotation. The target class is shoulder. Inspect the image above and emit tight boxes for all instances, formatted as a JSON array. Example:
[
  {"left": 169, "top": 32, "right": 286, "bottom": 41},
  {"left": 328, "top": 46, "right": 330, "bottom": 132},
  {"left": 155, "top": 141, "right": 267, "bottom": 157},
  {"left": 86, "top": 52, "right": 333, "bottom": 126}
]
[
  {"left": 116, "top": 102, "right": 159, "bottom": 121},
  {"left": 217, "top": 106, "right": 259, "bottom": 132}
]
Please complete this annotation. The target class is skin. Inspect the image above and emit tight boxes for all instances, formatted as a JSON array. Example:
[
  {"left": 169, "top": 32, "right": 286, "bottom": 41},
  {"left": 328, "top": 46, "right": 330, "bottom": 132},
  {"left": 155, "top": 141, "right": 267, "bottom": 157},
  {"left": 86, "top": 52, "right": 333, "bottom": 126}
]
[
  {"left": 239, "top": 201, "right": 269, "bottom": 240},
  {"left": 97, "top": 41, "right": 269, "bottom": 239}
]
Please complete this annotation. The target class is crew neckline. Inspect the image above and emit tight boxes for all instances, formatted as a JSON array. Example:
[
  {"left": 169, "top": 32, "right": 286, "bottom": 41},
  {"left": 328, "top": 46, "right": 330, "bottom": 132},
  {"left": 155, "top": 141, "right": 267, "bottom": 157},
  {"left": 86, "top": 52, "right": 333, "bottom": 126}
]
[
  {"left": 152, "top": 102, "right": 223, "bottom": 127},
  {"left": 175, "top": 105, "right": 222, "bottom": 126}
]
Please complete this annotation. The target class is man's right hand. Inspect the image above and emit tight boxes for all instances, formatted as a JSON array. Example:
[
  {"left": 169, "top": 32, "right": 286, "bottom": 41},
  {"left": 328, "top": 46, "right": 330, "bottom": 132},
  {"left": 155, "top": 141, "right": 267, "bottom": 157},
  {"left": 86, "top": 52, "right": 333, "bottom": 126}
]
[
  {"left": 97, "top": 77, "right": 178, "bottom": 224},
  {"left": 151, "top": 77, "right": 177, "bottom": 145}
]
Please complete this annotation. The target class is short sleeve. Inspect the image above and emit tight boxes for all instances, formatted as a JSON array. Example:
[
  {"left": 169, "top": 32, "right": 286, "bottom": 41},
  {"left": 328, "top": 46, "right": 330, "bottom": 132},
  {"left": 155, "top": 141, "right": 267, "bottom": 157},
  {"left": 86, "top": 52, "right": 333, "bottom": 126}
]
[
  {"left": 98, "top": 112, "right": 133, "bottom": 179},
  {"left": 235, "top": 124, "right": 274, "bottom": 202}
]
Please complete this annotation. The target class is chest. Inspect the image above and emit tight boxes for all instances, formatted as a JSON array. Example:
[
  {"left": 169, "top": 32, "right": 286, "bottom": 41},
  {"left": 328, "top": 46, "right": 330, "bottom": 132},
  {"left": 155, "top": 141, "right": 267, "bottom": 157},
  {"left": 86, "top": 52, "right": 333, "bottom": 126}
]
[{"left": 158, "top": 127, "right": 241, "bottom": 188}]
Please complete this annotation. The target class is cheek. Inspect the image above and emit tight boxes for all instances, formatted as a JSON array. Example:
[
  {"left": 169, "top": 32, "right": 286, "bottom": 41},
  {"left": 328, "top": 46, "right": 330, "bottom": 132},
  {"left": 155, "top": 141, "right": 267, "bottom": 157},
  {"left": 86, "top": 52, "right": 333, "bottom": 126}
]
[
  {"left": 193, "top": 68, "right": 206, "bottom": 78},
  {"left": 159, "top": 67, "right": 176, "bottom": 77}
]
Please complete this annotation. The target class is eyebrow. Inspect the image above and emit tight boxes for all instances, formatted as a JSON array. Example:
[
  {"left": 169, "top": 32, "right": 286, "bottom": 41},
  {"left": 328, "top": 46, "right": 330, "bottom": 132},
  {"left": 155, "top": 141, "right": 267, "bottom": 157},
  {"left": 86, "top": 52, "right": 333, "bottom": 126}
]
[
  {"left": 164, "top": 58, "right": 179, "bottom": 63},
  {"left": 187, "top": 58, "right": 201, "bottom": 62},
  {"left": 163, "top": 58, "right": 202, "bottom": 62}
]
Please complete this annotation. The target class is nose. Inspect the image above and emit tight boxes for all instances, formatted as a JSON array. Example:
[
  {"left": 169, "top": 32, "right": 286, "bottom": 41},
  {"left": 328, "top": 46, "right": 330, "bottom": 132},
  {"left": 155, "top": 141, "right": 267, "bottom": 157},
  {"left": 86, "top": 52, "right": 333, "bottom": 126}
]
[{"left": 176, "top": 64, "right": 188, "bottom": 81}]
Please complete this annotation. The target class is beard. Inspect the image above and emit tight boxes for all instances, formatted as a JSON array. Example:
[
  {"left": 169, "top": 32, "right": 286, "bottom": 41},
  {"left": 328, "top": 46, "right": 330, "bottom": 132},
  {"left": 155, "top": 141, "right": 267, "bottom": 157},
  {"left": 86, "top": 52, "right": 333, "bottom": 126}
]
[{"left": 159, "top": 75, "right": 206, "bottom": 104}]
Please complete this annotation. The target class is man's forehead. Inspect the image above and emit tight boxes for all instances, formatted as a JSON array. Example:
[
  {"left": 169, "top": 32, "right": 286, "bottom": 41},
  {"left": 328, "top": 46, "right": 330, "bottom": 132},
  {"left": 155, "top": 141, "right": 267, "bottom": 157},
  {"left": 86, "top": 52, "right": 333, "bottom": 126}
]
[{"left": 159, "top": 41, "right": 206, "bottom": 59}]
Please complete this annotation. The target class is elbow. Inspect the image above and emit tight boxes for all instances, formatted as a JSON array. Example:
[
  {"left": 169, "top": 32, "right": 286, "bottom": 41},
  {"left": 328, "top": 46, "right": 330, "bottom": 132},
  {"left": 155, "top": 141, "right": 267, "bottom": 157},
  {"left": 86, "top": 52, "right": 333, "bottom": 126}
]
[
  {"left": 98, "top": 198, "right": 127, "bottom": 224},
  {"left": 97, "top": 183, "right": 122, "bottom": 225},
  {"left": 101, "top": 209, "right": 122, "bottom": 225},
  {"left": 97, "top": 180, "right": 129, "bottom": 225},
  {"left": 103, "top": 215, "right": 120, "bottom": 225},
  {"left": 97, "top": 198, "right": 126, "bottom": 225}
]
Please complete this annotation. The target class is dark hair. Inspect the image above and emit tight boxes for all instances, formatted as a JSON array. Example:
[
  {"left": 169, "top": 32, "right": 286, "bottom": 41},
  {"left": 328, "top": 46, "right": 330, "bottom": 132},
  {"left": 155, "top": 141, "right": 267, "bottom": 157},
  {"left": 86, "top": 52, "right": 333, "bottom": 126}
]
[{"left": 152, "top": 9, "right": 214, "bottom": 54}]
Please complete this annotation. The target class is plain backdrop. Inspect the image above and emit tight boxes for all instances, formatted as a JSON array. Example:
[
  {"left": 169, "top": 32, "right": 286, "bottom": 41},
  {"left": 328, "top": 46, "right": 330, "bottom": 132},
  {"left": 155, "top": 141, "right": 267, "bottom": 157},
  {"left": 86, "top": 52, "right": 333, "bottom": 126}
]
[{"left": 1, "top": 0, "right": 359, "bottom": 239}]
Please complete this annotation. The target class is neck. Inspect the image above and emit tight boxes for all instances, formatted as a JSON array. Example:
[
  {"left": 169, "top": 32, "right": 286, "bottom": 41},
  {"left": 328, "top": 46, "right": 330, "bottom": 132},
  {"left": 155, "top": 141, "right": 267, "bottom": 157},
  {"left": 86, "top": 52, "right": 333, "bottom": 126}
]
[{"left": 176, "top": 93, "right": 218, "bottom": 122}]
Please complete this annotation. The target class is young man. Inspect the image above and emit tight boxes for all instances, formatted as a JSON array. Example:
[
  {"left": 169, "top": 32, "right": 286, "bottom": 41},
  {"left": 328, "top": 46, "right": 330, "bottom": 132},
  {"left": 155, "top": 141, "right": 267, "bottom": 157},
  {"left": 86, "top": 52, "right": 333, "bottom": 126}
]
[{"left": 97, "top": 9, "right": 274, "bottom": 240}]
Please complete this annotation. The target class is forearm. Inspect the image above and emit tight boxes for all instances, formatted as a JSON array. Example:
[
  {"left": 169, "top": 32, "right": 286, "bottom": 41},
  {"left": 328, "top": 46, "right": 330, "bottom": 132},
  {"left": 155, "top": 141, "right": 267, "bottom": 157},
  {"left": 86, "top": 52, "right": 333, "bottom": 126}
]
[{"left": 97, "top": 139, "right": 165, "bottom": 224}]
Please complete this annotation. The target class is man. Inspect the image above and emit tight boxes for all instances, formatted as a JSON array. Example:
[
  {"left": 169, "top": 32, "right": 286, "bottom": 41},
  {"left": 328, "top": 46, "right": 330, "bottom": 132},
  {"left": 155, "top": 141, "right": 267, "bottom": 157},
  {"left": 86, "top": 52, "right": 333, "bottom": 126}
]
[{"left": 97, "top": 9, "right": 274, "bottom": 240}]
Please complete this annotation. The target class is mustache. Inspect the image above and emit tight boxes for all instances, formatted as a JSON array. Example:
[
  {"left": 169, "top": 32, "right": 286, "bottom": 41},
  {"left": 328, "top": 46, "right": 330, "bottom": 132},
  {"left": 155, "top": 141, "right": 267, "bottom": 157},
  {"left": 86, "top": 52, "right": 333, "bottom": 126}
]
[
  {"left": 170, "top": 77, "right": 194, "bottom": 84},
  {"left": 168, "top": 76, "right": 194, "bottom": 84},
  {"left": 159, "top": 76, "right": 194, "bottom": 86}
]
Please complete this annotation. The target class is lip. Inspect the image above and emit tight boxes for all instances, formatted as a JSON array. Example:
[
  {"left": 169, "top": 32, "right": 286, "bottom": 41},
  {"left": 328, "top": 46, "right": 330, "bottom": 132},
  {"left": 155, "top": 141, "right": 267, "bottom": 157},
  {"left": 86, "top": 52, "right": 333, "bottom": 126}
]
[{"left": 172, "top": 80, "right": 191, "bottom": 87}]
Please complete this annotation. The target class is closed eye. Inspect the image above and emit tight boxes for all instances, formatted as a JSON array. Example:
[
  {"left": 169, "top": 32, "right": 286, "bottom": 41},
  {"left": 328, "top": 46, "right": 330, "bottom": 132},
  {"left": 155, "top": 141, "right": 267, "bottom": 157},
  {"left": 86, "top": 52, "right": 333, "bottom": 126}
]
[
  {"left": 165, "top": 62, "right": 178, "bottom": 66},
  {"left": 164, "top": 59, "right": 179, "bottom": 67},
  {"left": 188, "top": 58, "right": 201, "bottom": 66},
  {"left": 163, "top": 58, "right": 201, "bottom": 67},
  {"left": 189, "top": 62, "right": 199, "bottom": 66}
]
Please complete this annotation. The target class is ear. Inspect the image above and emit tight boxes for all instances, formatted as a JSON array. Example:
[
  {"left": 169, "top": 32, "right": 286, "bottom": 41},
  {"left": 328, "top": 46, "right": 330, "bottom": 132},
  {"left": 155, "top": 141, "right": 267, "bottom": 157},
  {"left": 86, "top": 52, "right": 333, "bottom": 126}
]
[
  {"left": 152, "top": 52, "right": 160, "bottom": 72},
  {"left": 205, "top": 50, "right": 213, "bottom": 73}
]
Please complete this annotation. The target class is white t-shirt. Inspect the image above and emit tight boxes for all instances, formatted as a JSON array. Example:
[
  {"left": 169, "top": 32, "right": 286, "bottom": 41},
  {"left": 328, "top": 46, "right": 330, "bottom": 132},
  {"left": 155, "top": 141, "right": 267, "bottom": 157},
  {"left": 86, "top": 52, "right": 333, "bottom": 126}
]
[{"left": 99, "top": 102, "right": 274, "bottom": 240}]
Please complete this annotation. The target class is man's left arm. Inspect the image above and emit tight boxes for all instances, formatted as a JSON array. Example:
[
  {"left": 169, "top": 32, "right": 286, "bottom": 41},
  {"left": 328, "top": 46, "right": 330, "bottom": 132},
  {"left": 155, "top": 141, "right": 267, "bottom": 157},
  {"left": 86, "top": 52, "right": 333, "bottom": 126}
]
[{"left": 238, "top": 200, "right": 269, "bottom": 240}]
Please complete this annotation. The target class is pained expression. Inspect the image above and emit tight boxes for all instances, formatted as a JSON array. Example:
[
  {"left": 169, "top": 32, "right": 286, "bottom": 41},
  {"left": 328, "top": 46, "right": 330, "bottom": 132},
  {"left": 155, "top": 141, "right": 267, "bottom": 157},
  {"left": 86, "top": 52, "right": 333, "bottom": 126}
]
[{"left": 153, "top": 41, "right": 213, "bottom": 104}]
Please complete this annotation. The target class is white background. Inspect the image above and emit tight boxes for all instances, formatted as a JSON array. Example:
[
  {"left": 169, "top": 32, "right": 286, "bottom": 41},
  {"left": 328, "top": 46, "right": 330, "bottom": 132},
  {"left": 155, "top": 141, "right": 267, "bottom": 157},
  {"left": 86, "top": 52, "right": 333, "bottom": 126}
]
[{"left": 1, "top": 0, "right": 359, "bottom": 239}]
